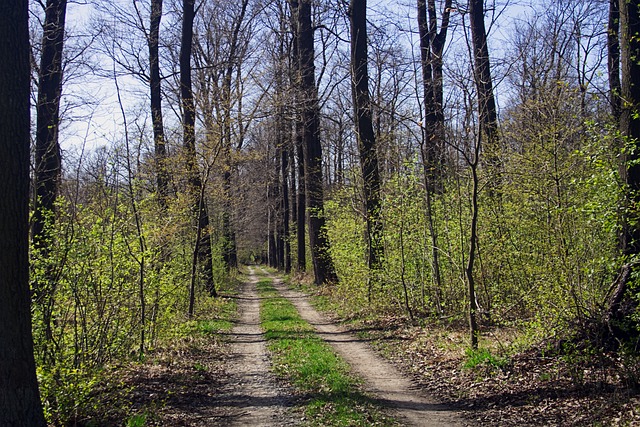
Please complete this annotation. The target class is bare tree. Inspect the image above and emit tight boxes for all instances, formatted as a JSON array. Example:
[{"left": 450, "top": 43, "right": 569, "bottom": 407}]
[
  {"left": 0, "top": 0, "right": 47, "bottom": 423},
  {"left": 608, "top": 0, "right": 621, "bottom": 120},
  {"left": 417, "top": 0, "right": 451, "bottom": 192},
  {"left": 349, "top": 0, "right": 384, "bottom": 285},
  {"left": 290, "top": 0, "right": 338, "bottom": 284},
  {"left": 149, "top": 0, "right": 170, "bottom": 210},
  {"left": 181, "top": 0, "right": 217, "bottom": 299}
]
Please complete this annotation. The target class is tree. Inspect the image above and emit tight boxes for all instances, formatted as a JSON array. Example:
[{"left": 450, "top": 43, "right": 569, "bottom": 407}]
[
  {"left": 417, "top": 0, "right": 451, "bottom": 191},
  {"left": 149, "top": 0, "right": 170, "bottom": 211},
  {"left": 289, "top": 0, "right": 306, "bottom": 272},
  {"left": 609, "top": 0, "right": 621, "bottom": 120},
  {"left": 181, "top": 0, "right": 217, "bottom": 298},
  {"left": 349, "top": 0, "right": 384, "bottom": 282},
  {"left": 466, "top": 0, "right": 499, "bottom": 349},
  {"left": 0, "top": 0, "right": 47, "bottom": 424},
  {"left": 619, "top": 0, "right": 640, "bottom": 256},
  {"left": 469, "top": 0, "right": 499, "bottom": 178},
  {"left": 32, "top": 0, "right": 67, "bottom": 349},
  {"left": 290, "top": 0, "right": 338, "bottom": 284}
]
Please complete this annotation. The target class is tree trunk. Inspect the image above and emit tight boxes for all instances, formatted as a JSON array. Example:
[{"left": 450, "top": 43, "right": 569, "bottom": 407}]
[
  {"left": 220, "top": 0, "right": 248, "bottom": 271},
  {"left": 469, "top": 0, "right": 500, "bottom": 178},
  {"left": 609, "top": 0, "right": 621, "bottom": 121},
  {"left": 349, "top": 0, "right": 384, "bottom": 275},
  {"left": 291, "top": 0, "right": 338, "bottom": 284},
  {"left": 416, "top": 0, "right": 451, "bottom": 192},
  {"left": 149, "top": 0, "right": 169, "bottom": 211},
  {"left": 181, "top": 0, "right": 216, "bottom": 297},
  {"left": 619, "top": 0, "right": 640, "bottom": 256},
  {"left": 289, "top": 0, "right": 306, "bottom": 273},
  {"left": 0, "top": 1, "right": 47, "bottom": 423},
  {"left": 33, "top": 0, "right": 67, "bottom": 251},
  {"left": 33, "top": 0, "right": 67, "bottom": 366}
]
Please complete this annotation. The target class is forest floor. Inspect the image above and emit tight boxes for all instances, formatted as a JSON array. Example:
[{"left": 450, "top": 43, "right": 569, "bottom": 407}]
[{"left": 89, "top": 267, "right": 640, "bottom": 426}]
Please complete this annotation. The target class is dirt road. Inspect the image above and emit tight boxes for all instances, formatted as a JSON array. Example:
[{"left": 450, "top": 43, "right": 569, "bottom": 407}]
[
  {"left": 220, "top": 269, "right": 296, "bottom": 426},
  {"left": 262, "top": 268, "right": 463, "bottom": 427}
]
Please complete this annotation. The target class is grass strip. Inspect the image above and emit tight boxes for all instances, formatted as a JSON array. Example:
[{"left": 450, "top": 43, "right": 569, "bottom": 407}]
[{"left": 257, "top": 278, "right": 398, "bottom": 426}]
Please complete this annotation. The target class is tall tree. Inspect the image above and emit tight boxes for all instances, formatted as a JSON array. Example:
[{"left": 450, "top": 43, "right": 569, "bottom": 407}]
[
  {"left": 469, "top": 0, "right": 499, "bottom": 176},
  {"left": 149, "top": 0, "right": 170, "bottom": 210},
  {"left": 609, "top": 0, "right": 621, "bottom": 121},
  {"left": 181, "top": 0, "right": 216, "bottom": 297},
  {"left": 417, "top": 0, "right": 451, "bottom": 191},
  {"left": 290, "top": 0, "right": 338, "bottom": 284},
  {"left": 619, "top": 0, "right": 640, "bottom": 256},
  {"left": 32, "top": 0, "right": 67, "bottom": 363},
  {"left": 349, "top": 0, "right": 384, "bottom": 279},
  {"left": 466, "top": 0, "right": 499, "bottom": 349},
  {"left": 289, "top": 0, "right": 306, "bottom": 272},
  {"left": 0, "top": 0, "right": 47, "bottom": 424},
  {"left": 221, "top": 0, "right": 249, "bottom": 271},
  {"left": 33, "top": 0, "right": 67, "bottom": 276}
]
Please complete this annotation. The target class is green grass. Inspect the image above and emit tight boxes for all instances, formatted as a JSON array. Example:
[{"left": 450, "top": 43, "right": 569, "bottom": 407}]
[
  {"left": 257, "top": 278, "right": 398, "bottom": 426},
  {"left": 463, "top": 347, "right": 508, "bottom": 370}
]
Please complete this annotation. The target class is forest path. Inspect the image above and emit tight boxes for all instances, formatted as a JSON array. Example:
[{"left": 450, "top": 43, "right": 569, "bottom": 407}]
[
  {"left": 218, "top": 267, "right": 297, "bottom": 426},
  {"left": 259, "top": 267, "right": 464, "bottom": 427}
]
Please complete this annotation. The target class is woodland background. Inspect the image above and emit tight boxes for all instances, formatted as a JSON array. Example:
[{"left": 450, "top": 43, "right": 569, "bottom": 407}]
[{"left": 6, "top": 0, "right": 639, "bottom": 423}]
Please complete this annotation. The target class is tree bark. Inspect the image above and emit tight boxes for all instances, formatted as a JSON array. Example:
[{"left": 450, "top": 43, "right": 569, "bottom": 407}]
[
  {"left": 221, "top": 0, "right": 248, "bottom": 271},
  {"left": 0, "top": 1, "right": 47, "bottom": 423},
  {"left": 349, "top": 0, "right": 384, "bottom": 274},
  {"left": 609, "top": 0, "right": 621, "bottom": 121},
  {"left": 33, "top": 0, "right": 67, "bottom": 250},
  {"left": 149, "top": 0, "right": 169, "bottom": 211},
  {"left": 469, "top": 0, "right": 500, "bottom": 178},
  {"left": 290, "top": 0, "right": 338, "bottom": 284},
  {"left": 181, "top": 0, "right": 216, "bottom": 297},
  {"left": 619, "top": 0, "right": 640, "bottom": 256},
  {"left": 289, "top": 1, "right": 306, "bottom": 272},
  {"left": 417, "top": 0, "right": 451, "bottom": 192}
]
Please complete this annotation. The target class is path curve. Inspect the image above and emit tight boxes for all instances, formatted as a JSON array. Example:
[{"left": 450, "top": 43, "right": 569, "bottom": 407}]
[{"left": 266, "top": 269, "right": 464, "bottom": 427}]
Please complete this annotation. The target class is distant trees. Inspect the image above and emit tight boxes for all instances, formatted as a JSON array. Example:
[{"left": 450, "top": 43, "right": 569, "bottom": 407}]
[{"left": 0, "top": 0, "right": 46, "bottom": 423}]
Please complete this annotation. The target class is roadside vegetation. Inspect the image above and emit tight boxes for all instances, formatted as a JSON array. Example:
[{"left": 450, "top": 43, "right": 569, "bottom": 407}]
[{"left": 63, "top": 278, "right": 240, "bottom": 426}]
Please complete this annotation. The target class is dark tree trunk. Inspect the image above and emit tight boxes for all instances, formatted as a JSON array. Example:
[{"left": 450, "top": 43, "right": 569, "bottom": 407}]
[
  {"left": 291, "top": 0, "right": 337, "bottom": 284},
  {"left": 149, "top": 0, "right": 169, "bottom": 211},
  {"left": 33, "top": 0, "right": 66, "bottom": 248},
  {"left": 282, "top": 144, "right": 291, "bottom": 273},
  {"left": 416, "top": 0, "right": 449, "bottom": 314},
  {"left": 620, "top": 0, "right": 640, "bottom": 256},
  {"left": 416, "top": 0, "right": 451, "bottom": 192},
  {"left": 349, "top": 0, "right": 384, "bottom": 274},
  {"left": 469, "top": 0, "right": 500, "bottom": 176},
  {"left": 295, "top": 126, "right": 306, "bottom": 271},
  {"left": 289, "top": 0, "right": 306, "bottom": 273},
  {"left": 467, "top": 0, "right": 500, "bottom": 349},
  {"left": 181, "top": 0, "right": 216, "bottom": 297},
  {"left": 33, "top": 0, "right": 67, "bottom": 364},
  {"left": 0, "top": 1, "right": 47, "bottom": 423},
  {"left": 609, "top": 0, "right": 621, "bottom": 121}
]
